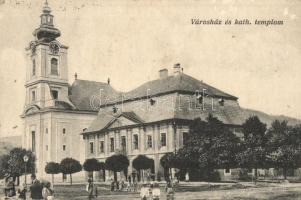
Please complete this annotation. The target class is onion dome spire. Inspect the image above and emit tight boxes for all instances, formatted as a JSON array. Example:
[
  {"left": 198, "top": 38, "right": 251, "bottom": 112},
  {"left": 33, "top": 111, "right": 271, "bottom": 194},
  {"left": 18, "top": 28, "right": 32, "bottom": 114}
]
[{"left": 33, "top": 0, "right": 61, "bottom": 42}]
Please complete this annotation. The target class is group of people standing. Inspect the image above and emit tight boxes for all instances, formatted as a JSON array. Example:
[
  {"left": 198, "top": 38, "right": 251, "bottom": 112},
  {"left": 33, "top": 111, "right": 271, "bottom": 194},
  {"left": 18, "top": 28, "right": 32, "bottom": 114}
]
[
  {"left": 3, "top": 174, "right": 54, "bottom": 200},
  {"left": 110, "top": 176, "right": 139, "bottom": 192},
  {"left": 139, "top": 180, "right": 175, "bottom": 200}
]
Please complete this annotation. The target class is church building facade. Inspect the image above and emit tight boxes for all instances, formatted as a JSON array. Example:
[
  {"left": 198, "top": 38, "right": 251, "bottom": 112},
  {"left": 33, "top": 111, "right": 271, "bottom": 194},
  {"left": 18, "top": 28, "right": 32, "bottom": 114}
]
[{"left": 21, "top": 2, "right": 120, "bottom": 178}]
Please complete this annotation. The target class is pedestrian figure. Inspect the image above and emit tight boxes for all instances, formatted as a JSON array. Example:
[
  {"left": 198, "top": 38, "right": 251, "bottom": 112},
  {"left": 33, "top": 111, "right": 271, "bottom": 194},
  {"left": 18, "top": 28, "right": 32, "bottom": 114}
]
[
  {"left": 110, "top": 179, "right": 115, "bottom": 192},
  {"left": 5, "top": 176, "right": 16, "bottom": 198},
  {"left": 87, "top": 178, "right": 98, "bottom": 200},
  {"left": 17, "top": 182, "right": 27, "bottom": 200},
  {"left": 165, "top": 181, "right": 174, "bottom": 200},
  {"left": 42, "top": 182, "right": 54, "bottom": 200},
  {"left": 128, "top": 175, "right": 132, "bottom": 191},
  {"left": 140, "top": 183, "right": 149, "bottom": 200},
  {"left": 120, "top": 180, "right": 125, "bottom": 191},
  {"left": 149, "top": 183, "right": 154, "bottom": 200},
  {"left": 152, "top": 182, "right": 161, "bottom": 200},
  {"left": 30, "top": 174, "right": 43, "bottom": 200},
  {"left": 133, "top": 179, "right": 138, "bottom": 192},
  {"left": 116, "top": 181, "right": 120, "bottom": 191}
]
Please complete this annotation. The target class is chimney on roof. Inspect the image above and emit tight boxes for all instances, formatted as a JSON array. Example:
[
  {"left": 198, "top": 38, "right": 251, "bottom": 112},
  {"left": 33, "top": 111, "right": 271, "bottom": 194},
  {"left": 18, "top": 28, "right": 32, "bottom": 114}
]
[
  {"left": 159, "top": 68, "right": 168, "bottom": 79},
  {"left": 74, "top": 73, "right": 77, "bottom": 80},
  {"left": 173, "top": 63, "right": 182, "bottom": 75}
]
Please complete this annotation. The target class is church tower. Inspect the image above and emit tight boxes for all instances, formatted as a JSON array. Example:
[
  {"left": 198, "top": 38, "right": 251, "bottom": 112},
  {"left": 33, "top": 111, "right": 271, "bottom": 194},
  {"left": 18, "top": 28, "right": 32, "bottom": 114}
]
[
  {"left": 24, "top": 1, "right": 71, "bottom": 112},
  {"left": 22, "top": 1, "right": 77, "bottom": 176}
]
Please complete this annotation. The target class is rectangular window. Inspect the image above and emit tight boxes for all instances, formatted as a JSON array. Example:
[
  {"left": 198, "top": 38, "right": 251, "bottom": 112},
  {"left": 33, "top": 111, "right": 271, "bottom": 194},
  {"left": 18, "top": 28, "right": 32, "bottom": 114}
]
[
  {"left": 121, "top": 136, "right": 126, "bottom": 151},
  {"left": 160, "top": 133, "right": 167, "bottom": 147},
  {"left": 110, "top": 138, "right": 114, "bottom": 152},
  {"left": 63, "top": 128, "right": 66, "bottom": 134},
  {"left": 51, "top": 90, "right": 58, "bottom": 100},
  {"left": 45, "top": 128, "right": 48, "bottom": 134},
  {"left": 224, "top": 168, "right": 231, "bottom": 175},
  {"left": 133, "top": 134, "right": 139, "bottom": 150},
  {"left": 99, "top": 141, "right": 104, "bottom": 153},
  {"left": 89, "top": 142, "right": 94, "bottom": 154},
  {"left": 31, "top": 131, "right": 36, "bottom": 153},
  {"left": 51, "top": 58, "right": 58, "bottom": 75},
  {"left": 46, "top": 145, "right": 48, "bottom": 151},
  {"left": 147, "top": 135, "right": 152, "bottom": 148},
  {"left": 63, "top": 145, "right": 66, "bottom": 151},
  {"left": 183, "top": 132, "right": 189, "bottom": 146},
  {"left": 31, "top": 90, "right": 36, "bottom": 102}
]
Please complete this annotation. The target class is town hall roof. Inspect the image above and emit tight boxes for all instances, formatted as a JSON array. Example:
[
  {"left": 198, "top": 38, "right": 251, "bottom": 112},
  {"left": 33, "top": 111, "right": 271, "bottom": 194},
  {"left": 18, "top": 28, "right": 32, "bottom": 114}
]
[
  {"left": 83, "top": 72, "right": 243, "bottom": 134},
  {"left": 124, "top": 73, "right": 237, "bottom": 100}
]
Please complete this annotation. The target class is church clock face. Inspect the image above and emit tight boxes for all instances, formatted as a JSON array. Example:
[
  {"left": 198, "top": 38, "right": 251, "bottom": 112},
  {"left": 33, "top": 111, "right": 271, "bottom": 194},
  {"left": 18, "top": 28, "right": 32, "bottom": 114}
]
[{"left": 49, "top": 42, "right": 60, "bottom": 54}]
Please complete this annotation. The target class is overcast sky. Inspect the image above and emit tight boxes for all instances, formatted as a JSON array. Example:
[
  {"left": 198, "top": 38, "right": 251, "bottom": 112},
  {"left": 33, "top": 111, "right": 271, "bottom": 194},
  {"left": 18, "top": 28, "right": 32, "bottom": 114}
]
[{"left": 0, "top": 0, "right": 300, "bottom": 136}]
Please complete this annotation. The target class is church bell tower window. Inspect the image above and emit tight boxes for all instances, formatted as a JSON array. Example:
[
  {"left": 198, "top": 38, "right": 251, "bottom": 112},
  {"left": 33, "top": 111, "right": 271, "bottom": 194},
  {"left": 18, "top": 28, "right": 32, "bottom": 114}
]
[
  {"left": 32, "top": 59, "right": 36, "bottom": 76},
  {"left": 50, "top": 58, "right": 58, "bottom": 75},
  {"left": 31, "top": 90, "right": 36, "bottom": 102}
]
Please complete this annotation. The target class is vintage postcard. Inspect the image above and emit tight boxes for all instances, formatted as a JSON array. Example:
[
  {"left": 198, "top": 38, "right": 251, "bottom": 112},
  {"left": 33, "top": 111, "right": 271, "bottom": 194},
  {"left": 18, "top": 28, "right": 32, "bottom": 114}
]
[{"left": 0, "top": 0, "right": 300, "bottom": 199}]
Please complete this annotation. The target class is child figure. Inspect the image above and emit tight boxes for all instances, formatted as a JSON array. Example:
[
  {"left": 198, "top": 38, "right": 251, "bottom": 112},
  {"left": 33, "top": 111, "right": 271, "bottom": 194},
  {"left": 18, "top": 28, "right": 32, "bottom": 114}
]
[
  {"left": 110, "top": 179, "right": 115, "bottom": 192},
  {"left": 152, "top": 182, "right": 161, "bottom": 200},
  {"left": 42, "top": 182, "right": 54, "bottom": 200},
  {"left": 140, "top": 184, "right": 149, "bottom": 200},
  {"left": 165, "top": 181, "right": 174, "bottom": 200},
  {"left": 17, "top": 183, "right": 27, "bottom": 200}
]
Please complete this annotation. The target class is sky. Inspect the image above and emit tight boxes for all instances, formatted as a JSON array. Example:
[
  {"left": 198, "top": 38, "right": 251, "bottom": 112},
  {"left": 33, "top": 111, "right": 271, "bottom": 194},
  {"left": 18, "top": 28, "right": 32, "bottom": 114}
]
[{"left": 0, "top": 0, "right": 300, "bottom": 136}]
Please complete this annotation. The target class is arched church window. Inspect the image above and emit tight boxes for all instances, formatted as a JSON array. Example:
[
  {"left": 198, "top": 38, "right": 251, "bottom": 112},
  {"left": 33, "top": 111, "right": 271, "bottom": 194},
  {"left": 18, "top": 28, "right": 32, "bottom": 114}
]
[{"left": 51, "top": 58, "right": 58, "bottom": 75}]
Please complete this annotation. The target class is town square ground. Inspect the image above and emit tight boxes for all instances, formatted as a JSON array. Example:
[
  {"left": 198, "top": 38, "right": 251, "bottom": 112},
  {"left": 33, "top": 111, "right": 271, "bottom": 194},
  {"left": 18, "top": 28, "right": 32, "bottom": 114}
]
[{"left": 2, "top": 181, "right": 301, "bottom": 200}]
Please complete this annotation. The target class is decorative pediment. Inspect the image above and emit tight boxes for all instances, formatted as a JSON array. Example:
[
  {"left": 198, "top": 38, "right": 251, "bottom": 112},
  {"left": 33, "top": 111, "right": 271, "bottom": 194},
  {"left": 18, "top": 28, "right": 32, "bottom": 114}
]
[
  {"left": 105, "top": 112, "right": 144, "bottom": 130},
  {"left": 107, "top": 116, "right": 138, "bottom": 129}
]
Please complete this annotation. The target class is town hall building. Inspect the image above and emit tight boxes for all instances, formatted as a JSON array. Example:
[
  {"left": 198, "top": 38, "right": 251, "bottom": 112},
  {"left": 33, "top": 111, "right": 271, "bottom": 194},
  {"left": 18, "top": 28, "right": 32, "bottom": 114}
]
[{"left": 22, "top": 2, "right": 244, "bottom": 180}]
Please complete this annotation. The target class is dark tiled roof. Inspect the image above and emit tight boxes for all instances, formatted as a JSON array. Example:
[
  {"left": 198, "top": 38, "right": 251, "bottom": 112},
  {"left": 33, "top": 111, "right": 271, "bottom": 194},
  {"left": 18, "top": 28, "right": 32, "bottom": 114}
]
[
  {"left": 121, "top": 112, "right": 145, "bottom": 123},
  {"left": 83, "top": 73, "right": 243, "bottom": 134},
  {"left": 174, "top": 100, "right": 244, "bottom": 126},
  {"left": 85, "top": 113, "right": 116, "bottom": 133},
  {"left": 108, "top": 73, "right": 237, "bottom": 104},
  {"left": 68, "top": 79, "right": 121, "bottom": 111}
]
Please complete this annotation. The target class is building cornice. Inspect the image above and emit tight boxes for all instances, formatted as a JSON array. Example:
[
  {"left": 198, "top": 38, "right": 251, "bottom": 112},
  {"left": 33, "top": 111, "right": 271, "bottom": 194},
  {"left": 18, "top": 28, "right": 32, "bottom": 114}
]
[
  {"left": 82, "top": 117, "right": 243, "bottom": 137},
  {"left": 25, "top": 79, "right": 69, "bottom": 87},
  {"left": 99, "top": 90, "right": 238, "bottom": 108},
  {"left": 21, "top": 107, "right": 97, "bottom": 118}
]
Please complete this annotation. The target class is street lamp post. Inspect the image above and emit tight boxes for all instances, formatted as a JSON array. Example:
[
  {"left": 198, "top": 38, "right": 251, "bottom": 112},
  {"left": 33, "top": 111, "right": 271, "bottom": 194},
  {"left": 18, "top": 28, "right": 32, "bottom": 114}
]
[{"left": 23, "top": 155, "right": 29, "bottom": 185}]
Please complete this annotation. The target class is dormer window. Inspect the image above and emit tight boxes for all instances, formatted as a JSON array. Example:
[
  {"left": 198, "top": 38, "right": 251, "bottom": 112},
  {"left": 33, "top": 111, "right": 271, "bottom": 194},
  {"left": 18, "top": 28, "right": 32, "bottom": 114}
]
[
  {"left": 197, "top": 94, "right": 203, "bottom": 104},
  {"left": 50, "top": 58, "right": 58, "bottom": 75},
  {"left": 113, "top": 106, "right": 118, "bottom": 113},
  {"left": 219, "top": 98, "right": 225, "bottom": 106},
  {"left": 150, "top": 98, "right": 156, "bottom": 105},
  {"left": 51, "top": 90, "right": 58, "bottom": 100}
]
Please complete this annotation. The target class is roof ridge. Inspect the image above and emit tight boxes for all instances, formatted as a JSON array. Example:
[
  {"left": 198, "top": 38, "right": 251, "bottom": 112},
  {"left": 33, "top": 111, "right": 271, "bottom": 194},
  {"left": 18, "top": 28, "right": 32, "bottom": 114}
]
[{"left": 73, "top": 79, "right": 108, "bottom": 84}]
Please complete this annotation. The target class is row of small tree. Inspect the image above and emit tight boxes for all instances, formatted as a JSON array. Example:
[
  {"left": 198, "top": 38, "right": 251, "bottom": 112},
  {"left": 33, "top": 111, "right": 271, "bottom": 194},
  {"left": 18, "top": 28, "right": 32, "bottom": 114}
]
[
  {"left": 160, "top": 115, "right": 301, "bottom": 182},
  {"left": 45, "top": 158, "right": 82, "bottom": 186},
  {"left": 0, "top": 148, "right": 155, "bottom": 186},
  {"left": 45, "top": 154, "right": 130, "bottom": 186}
]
